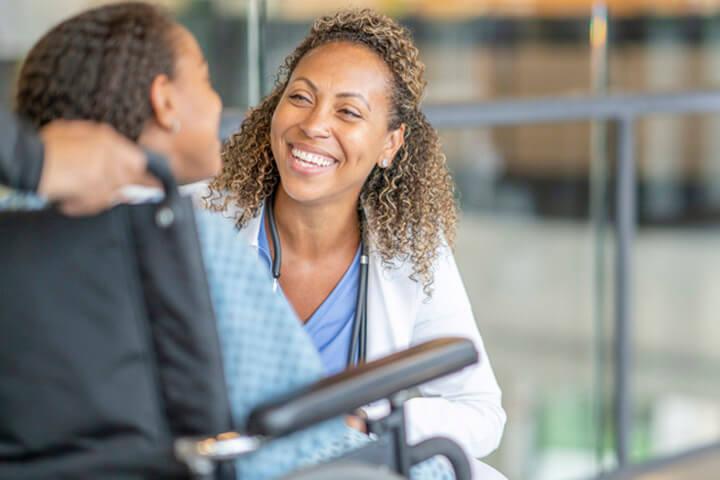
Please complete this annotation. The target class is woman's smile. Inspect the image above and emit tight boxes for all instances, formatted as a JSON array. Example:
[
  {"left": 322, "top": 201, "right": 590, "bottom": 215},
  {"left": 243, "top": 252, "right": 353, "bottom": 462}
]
[{"left": 288, "top": 143, "right": 338, "bottom": 175}]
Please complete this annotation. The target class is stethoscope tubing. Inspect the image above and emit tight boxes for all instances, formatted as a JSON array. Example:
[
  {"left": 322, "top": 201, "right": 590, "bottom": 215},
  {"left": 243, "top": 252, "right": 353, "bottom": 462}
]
[
  {"left": 348, "top": 246, "right": 368, "bottom": 366},
  {"left": 265, "top": 194, "right": 368, "bottom": 366},
  {"left": 266, "top": 195, "right": 282, "bottom": 292}
]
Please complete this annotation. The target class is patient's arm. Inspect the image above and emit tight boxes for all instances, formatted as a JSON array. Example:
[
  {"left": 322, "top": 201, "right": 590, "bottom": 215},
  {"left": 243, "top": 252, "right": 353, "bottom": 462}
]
[{"left": 194, "top": 209, "right": 351, "bottom": 479}]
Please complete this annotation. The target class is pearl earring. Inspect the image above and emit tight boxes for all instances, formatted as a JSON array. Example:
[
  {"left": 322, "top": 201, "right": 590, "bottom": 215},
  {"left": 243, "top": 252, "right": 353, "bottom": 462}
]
[{"left": 381, "top": 158, "right": 389, "bottom": 168}]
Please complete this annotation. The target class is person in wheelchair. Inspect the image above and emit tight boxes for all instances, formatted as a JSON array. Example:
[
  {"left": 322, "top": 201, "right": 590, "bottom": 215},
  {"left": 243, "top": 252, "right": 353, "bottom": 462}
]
[{"left": 0, "top": 2, "right": 489, "bottom": 479}]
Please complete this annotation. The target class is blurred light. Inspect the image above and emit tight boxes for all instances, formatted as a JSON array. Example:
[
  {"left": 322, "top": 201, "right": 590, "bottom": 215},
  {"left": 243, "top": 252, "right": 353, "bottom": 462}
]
[{"left": 590, "top": 7, "right": 608, "bottom": 50}]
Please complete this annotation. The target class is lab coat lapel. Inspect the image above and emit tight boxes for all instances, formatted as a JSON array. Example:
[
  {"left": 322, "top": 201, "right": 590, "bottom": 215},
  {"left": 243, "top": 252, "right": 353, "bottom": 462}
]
[{"left": 365, "top": 253, "right": 417, "bottom": 361}]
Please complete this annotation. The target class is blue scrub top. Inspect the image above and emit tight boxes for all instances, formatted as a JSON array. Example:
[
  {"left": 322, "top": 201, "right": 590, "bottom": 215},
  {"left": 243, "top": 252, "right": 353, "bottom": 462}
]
[{"left": 257, "top": 215, "right": 360, "bottom": 375}]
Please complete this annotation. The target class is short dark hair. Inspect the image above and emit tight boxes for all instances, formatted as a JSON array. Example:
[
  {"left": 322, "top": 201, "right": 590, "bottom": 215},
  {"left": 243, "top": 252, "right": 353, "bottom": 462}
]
[{"left": 15, "top": 1, "right": 177, "bottom": 141}]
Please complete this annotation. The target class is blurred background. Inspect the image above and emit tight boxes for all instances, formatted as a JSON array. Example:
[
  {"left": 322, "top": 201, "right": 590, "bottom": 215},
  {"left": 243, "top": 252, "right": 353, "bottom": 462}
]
[{"left": 2, "top": 1, "right": 720, "bottom": 479}]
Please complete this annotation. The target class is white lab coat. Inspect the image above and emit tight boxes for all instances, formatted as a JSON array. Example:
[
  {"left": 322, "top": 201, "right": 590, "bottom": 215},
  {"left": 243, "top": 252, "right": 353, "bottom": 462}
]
[{"left": 230, "top": 205, "right": 507, "bottom": 465}]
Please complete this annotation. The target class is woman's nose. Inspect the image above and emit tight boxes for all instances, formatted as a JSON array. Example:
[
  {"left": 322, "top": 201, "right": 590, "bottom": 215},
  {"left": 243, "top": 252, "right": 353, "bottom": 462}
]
[{"left": 298, "top": 106, "right": 331, "bottom": 139}]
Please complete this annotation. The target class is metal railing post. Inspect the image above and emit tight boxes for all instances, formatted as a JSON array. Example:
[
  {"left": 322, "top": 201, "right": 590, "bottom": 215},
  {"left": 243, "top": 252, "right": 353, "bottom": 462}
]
[
  {"left": 614, "top": 115, "right": 636, "bottom": 467},
  {"left": 590, "top": 3, "right": 610, "bottom": 470},
  {"left": 246, "top": 0, "right": 263, "bottom": 106}
]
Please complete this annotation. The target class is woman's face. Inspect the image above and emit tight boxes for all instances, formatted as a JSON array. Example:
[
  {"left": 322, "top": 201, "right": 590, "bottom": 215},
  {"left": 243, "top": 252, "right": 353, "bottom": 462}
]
[
  {"left": 147, "top": 26, "right": 223, "bottom": 183},
  {"left": 270, "top": 41, "right": 404, "bottom": 207}
]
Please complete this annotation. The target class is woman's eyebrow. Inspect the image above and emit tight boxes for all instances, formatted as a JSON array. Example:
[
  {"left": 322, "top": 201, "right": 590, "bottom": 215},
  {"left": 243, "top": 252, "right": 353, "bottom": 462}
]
[
  {"left": 293, "top": 77, "right": 317, "bottom": 92},
  {"left": 336, "top": 92, "right": 371, "bottom": 111}
]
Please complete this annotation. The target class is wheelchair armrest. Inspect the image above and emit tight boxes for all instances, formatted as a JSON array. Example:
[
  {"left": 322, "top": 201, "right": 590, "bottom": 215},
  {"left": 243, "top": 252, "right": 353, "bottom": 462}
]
[{"left": 245, "top": 337, "right": 478, "bottom": 437}]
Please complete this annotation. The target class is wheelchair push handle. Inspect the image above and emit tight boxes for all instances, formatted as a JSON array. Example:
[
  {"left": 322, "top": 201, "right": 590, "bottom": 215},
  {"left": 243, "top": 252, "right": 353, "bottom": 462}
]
[{"left": 144, "top": 151, "right": 181, "bottom": 228}]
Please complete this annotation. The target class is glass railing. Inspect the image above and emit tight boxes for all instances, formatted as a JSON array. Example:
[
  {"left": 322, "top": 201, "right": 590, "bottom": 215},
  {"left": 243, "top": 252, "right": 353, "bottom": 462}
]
[{"left": 425, "top": 93, "right": 720, "bottom": 479}]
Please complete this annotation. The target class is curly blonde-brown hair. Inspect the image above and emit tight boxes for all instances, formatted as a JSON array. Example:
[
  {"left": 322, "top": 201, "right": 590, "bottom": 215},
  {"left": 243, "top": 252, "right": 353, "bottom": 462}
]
[{"left": 208, "top": 9, "right": 457, "bottom": 293}]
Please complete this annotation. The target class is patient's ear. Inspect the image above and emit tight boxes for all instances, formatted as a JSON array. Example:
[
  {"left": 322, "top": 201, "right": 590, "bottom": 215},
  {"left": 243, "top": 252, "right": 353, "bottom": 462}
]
[{"left": 148, "top": 74, "right": 177, "bottom": 132}]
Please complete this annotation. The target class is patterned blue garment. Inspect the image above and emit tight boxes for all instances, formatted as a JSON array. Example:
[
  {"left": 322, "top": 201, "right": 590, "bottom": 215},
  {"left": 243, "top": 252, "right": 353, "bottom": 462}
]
[
  {"left": 194, "top": 209, "right": 363, "bottom": 479},
  {"left": 0, "top": 185, "right": 47, "bottom": 210},
  {"left": 257, "top": 213, "right": 361, "bottom": 376},
  {"left": 0, "top": 190, "right": 452, "bottom": 480}
]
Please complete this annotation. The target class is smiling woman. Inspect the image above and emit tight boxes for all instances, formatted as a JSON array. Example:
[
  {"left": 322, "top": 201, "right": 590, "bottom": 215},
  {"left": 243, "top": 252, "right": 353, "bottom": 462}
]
[
  {"left": 207, "top": 9, "right": 507, "bottom": 470},
  {"left": 270, "top": 42, "right": 405, "bottom": 214}
]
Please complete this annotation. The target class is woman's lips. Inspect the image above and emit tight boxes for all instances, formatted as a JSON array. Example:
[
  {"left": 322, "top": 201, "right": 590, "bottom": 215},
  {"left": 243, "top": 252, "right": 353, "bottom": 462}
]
[{"left": 288, "top": 145, "right": 337, "bottom": 175}]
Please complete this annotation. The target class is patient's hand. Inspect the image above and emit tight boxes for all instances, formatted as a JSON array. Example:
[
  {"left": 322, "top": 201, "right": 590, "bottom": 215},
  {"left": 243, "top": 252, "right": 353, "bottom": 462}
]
[
  {"left": 345, "top": 413, "right": 368, "bottom": 434},
  {"left": 39, "top": 121, "right": 157, "bottom": 215}
]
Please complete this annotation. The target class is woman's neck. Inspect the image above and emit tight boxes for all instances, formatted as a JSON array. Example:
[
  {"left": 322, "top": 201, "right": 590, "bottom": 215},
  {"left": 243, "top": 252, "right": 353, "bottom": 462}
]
[{"left": 271, "top": 187, "right": 360, "bottom": 261}]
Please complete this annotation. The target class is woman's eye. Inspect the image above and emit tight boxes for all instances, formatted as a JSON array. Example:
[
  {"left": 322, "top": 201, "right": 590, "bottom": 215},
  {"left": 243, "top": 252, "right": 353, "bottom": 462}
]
[
  {"left": 289, "top": 93, "right": 310, "bottom": 103},
  {"left": 340, "top": 108, "right": 361, "bottom": 119}
]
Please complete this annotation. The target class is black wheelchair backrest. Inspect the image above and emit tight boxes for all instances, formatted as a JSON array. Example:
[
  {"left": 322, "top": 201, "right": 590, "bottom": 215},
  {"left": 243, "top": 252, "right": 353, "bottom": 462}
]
[{"left": 0, "top": 157, "right": 232, "bottom": 478}]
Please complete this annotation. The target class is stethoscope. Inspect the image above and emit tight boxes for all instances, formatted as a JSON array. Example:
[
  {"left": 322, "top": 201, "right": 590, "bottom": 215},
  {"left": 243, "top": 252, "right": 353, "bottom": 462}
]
[{"left": 265, "top": 195, "right": 369, "bottom": 366}]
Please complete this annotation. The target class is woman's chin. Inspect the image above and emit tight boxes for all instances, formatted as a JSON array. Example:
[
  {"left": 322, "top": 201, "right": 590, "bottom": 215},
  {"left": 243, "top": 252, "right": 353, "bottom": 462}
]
[{"left": 278, "top": 182, "right": 331, "bottom": 206}]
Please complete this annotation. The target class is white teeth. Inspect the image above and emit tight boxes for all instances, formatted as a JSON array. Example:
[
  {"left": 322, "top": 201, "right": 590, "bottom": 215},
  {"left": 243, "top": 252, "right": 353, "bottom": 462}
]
[{"left": 292, "top": 148, "right": 334, "bottom": 167}]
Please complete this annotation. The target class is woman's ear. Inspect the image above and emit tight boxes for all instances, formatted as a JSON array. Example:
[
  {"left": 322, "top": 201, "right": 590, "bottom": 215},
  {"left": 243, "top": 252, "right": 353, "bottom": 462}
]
[
  {"left": 379, "top": 123, "right": 406, "bottom": 168},
  {"left": 148, "top": 73, "right": 178, "bottom": 132}
]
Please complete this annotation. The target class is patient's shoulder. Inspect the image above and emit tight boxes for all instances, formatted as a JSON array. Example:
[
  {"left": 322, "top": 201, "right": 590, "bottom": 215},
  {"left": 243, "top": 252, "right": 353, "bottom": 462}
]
[{"left": 193, "top": 207, "right": 255, "bottom": 268}]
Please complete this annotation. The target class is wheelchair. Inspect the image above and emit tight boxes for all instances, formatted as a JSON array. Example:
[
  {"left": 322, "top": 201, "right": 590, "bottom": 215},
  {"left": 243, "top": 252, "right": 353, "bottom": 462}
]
[
  {"left": 175, "top": 337, "right": 476, "bottom": 480},
  {"left": 0, "top": 157, "right": 476, "bottom": 479}
]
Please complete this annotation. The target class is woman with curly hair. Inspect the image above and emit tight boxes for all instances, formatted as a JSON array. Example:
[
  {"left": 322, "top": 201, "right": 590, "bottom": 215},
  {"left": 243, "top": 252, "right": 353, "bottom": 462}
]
[{"left": 209, "top": 9, "right": 506, "bottom": 465}]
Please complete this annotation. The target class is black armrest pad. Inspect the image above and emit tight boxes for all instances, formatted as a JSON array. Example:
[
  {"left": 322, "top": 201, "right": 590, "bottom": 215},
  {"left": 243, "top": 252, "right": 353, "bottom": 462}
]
[{"left": 245, "top": 337, "right": 478, "bottom": 437}]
